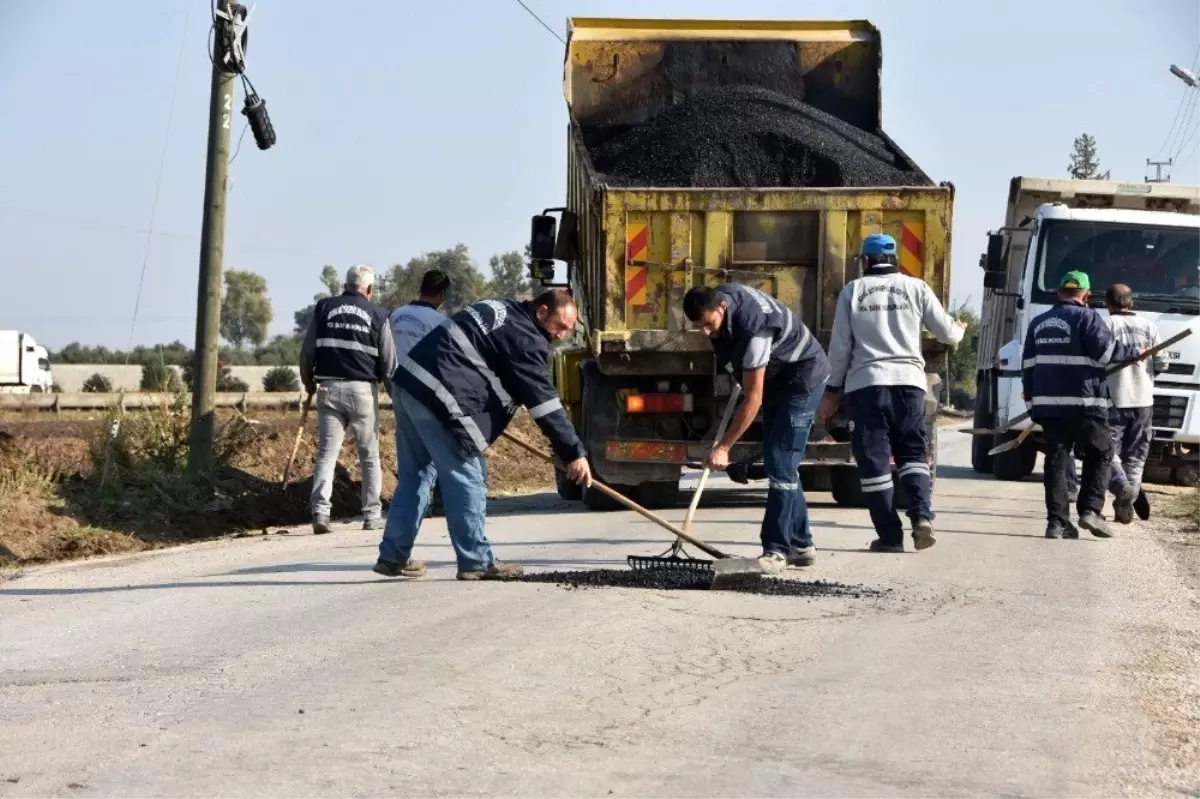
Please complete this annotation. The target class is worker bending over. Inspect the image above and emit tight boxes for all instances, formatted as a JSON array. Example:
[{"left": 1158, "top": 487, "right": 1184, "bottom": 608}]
[
  {"left": 818, "top": 233, "right": 966, "bottom": 552},
  {"left": 1021, "top": 272, "right": 1141, "bottom": 539},
  {"left": 1102, "top": 283, "right": 1165, "bottom": 524},
  {"left": 374, "top": 288, "right": 591, "bottom": 580},
  {"left": 683, "top": 282, "right": 830, "bottom": 574},
  {"left": 299, "top": 265, "right": 397, "bottom": 534},
  {"left": 385, "top": 269, "right": 450, "bottom": 532}
]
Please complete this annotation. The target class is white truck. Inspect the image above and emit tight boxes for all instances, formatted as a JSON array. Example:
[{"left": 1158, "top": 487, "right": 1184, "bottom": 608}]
[
  {"left": 0, "top": 331, "right": 54, "bottom": 394},
  {"left": 972, "top": 177, "right": 1200, "bottom": 487}
]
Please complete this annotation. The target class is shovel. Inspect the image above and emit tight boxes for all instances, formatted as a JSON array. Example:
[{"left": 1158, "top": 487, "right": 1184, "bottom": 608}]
[
  {"left": 498, "top": 430, "right": 764, "bottom": 589},
  {"left": 281, "top": 390, "right": 314, "bottom": 492}
]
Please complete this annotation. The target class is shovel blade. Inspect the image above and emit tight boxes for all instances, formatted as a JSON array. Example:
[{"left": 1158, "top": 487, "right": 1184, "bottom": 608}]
[{"left": 709, "top": 557, "right": 764, "bottom": 590}]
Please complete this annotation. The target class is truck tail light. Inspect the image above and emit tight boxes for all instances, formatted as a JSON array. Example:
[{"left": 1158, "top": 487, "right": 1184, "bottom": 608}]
[{"left": 624, "top": 393, "right": 693, "bottom": 414}]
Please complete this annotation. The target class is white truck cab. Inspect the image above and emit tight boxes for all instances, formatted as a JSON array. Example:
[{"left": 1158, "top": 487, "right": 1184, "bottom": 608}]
[
  {"left": 973, "top": 178, "right": 1199, "bottom": 486},
  {"left": 0, "top": 330, "right": 54, "bottom": 394}
]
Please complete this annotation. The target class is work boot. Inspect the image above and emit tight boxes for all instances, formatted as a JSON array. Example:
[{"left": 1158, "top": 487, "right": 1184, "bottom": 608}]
[
  {"left": 1063, "top": 519, "right": 1080, "bottom": 539},
  {"left": 1045, "top": 520, "right": 1067, "bottom": 539},
  {"left": 786, "top": 546, "right": 816, "bottom": 568},
  {"left": 312, "top": 514, "right": 332, "bottom": 535},
  {"left": 1079, "top": 512, "right": 1115, "bottom": 538},
  {"left": 912, "top": 518, "right": 936, "bottom": 551},
  {"left": 757, "top": 551, "right": 788, "bottom": 575},
  {"left": 1112, "top": 484, "right": 1137, "bottom": 525},
  {"left": 456, "top": 562, "right": 524, "bottom": 581},
  {"left": 362, "top": 517, "right": 384, "bottom": 531},
  {"left": 1134, "top": 489, "right": 1151, "bottom": 521},
  {"left": 373, "top": 558, "right": 427, "bottom": 578},
  {"left": 868, "top": 539, "right": 905, "bottom": 553}
]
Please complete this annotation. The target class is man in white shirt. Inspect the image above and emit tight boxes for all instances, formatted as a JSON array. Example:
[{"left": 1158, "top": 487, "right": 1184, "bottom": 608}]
[
  {"left": 1103, "top": 284, "right": 1166, "bottom": 524},
  {"left": 377, "top": 270, "right": 449, "bottom": 573}
]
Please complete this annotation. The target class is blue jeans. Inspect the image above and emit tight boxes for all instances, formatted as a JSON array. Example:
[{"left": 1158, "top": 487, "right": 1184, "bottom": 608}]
[
  {"left": 760, "top": 379, "right": 826, "bottom": 555},
  {"left": 849, "top": 386, "right": 931, "bottom": 544},
  {"left": 378, "top": 390, "right": 494, "bottom": 571}
]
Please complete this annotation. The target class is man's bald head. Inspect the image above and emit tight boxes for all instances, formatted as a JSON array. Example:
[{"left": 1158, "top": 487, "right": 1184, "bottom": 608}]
[{"left": 1105, "top": 283, "right": 1134, "bottom": 312}]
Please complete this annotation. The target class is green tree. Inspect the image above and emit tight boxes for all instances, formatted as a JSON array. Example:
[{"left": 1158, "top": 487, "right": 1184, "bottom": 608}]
[
  {"left": 82, "top": 373, "right": 113, "bottom": 393},
  {"left": 947, "top": 302, "right": 980, "bottom": 409},
  {"left": 140, "top": 361, "right": 181, "bottom": 392},
  {"left": 376, "top": 244, "right": 487, "bottom": 313},
  {"left": 293, "top": 265, "right": 341, "bottom": 338},
  {"left": 262, "top": 365, "right": 300, "bottom": 392},
  {"left": 181, "top": 360, "right": 248, "bottom": 392},
  {"left": 220, "top": 269, "right": 273, "bottom": 350},
  {"left": 1067, "top": 133, "right": 1111, "bottom": 181},
  {"left": 254, "top": 334, "right": 301, "bottom": 366},
  {"left": 486, "top": 251, "right": 531, "bottom": 299}
]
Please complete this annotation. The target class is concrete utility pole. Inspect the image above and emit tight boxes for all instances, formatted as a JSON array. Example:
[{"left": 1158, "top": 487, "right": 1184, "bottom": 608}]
[{"left": 187, "top": 37, "right": 238, "bottom": 474}]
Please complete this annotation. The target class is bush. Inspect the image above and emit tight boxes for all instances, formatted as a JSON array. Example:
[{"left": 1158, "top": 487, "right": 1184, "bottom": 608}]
[
  {"left": 81, "top": 373, "right": 113, "bottom": 393},
  {"left": 262, "top": 366, "right": 300, "bottom": 392},
  {"left": 140, "top": 362, "right": 181, "bottom": 393},
  {"left": 180, "top": 361, "right": 249, "bottom": 393}
]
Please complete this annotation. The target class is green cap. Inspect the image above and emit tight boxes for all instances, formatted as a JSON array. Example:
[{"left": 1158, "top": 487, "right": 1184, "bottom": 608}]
[{"left": 1060, "top": 270, "right": 1090, "bottom": 291}]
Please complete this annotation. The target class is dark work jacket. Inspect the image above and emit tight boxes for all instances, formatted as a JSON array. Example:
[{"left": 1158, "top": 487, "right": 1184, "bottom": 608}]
[
  {"left": 310, "top": 292, "right": 392, "bottom": 383},
  {"left": 395, "top": 299, "right": 587, "bottom": 464},
  {"left": 1021, "top": 299, "right": 1140, "bottom": 419},
  {"left": 711, "top": 282, "right": 830, "bottom": 397}
]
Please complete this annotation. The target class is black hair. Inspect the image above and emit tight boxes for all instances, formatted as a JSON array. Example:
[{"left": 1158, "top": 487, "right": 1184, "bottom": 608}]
[
  {"left": 533, "top": 288, "right": 575, "bottom": 314},
  {"left": 419, "top": 269, "right": 450, "bottom": 297},
  {"left": 1105, "top": 284, "right": 1134, "bottom": 311},
  {"left": 862, "top": 253, "right": 898, "bottom": 269},
  {"left": 683, "top": 286, "right": 723, "bottom": 322}
]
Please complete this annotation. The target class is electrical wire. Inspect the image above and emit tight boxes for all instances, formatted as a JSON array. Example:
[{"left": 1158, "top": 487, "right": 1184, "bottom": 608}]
[
  {"left": 125, "top": 0, "right": 192, "bottom": 359},
  {"left": 1165, "top": 48, "right": 1200, "bottom": 163},
  {"left": 229, "top": 123, "right": 250, "bottom": 164},
  {"left": 1153, "top": 44, "right": 1200, "bottom": 161},
  {"left": 514, "top": 0, "right": 564, "bottom": 45}
]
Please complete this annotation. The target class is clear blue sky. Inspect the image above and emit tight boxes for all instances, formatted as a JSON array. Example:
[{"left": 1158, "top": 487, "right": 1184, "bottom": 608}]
[{"left": 1, "top": 0, "right": 1197, "bottom": 350}]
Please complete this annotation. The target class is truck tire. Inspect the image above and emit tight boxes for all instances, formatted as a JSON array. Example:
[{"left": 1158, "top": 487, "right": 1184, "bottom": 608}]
[
  {"left": 555, "top": 469, "right": 583, "bottom": 501},
  {"left": 830, "top": 466, "right": 866, "bottom": 507},
  {"left": 971, "top": 373, "right": 995, "bottom": 474},
  {"left": 992, "top": 432, "right": 1036, "bottom": 481},
  {"left": 637, "top": 481, "right": 679, "bottom": 510},
  {"left": 578, "top": 361, "right": 635, "bottom": 512}
]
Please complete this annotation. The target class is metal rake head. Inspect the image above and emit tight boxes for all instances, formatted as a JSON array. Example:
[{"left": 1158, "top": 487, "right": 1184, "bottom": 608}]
[{"left": 626, "top": 554, "right": 715, "bottom": 574}]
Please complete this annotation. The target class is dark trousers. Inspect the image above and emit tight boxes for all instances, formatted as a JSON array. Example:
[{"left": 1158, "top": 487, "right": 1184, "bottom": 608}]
[
  {"left": 760, "top": 380, "right": 826, "bottom": 554},
  {"left": 1037, "top": 414, "right": 1112, "bottom": 526},
  {"left": 848, "top": 386, "right": 931, "bottom": 544}
]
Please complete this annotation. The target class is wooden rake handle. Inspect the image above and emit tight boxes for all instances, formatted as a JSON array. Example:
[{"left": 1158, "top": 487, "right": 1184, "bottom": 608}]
[
  {"left": 282, "top": 391, "right": 314, "bottom": 490},
  {"left": 498, "top": 430, "right": 728, "bottom": 560}
]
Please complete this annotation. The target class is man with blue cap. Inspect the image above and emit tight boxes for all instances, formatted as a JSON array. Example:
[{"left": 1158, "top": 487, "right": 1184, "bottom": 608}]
[{"left": 818, "top": 233, "right": 966, "bottom": 552}]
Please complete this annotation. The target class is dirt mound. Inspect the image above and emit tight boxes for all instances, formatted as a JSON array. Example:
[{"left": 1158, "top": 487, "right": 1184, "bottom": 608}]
[
  {"left": 0, "top": 409, "right": 556, "bottom": 567},
  {"left": 588, "top": 85, "right": 932, "bottom": 189}
]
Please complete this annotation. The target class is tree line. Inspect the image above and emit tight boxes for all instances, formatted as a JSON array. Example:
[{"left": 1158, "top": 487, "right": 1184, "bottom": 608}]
[{"left": 52, "top": 244, "right": 537, "bottom": 370}]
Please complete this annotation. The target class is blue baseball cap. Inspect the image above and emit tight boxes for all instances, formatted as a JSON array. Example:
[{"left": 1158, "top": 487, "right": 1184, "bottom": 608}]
[{"left": 860, "top": 233, "right": 898, "bottom": 257}]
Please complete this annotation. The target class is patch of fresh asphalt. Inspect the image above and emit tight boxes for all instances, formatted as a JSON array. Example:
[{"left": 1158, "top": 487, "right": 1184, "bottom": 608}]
[{"left": 1, "top": 428, "right": 1196, "bottom": 798}]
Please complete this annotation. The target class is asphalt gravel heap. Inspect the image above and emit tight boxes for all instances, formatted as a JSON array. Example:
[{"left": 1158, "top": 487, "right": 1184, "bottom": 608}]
[
  {"left": 518, "top": 568, "right": 890, "bottom": 598},
  {"left": 587, "top": 85, "right": 933, "bottom": 189}
]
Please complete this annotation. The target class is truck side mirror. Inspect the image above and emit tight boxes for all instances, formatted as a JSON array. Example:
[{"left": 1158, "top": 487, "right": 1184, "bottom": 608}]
[
  {"left": 553, "top": 210, "right": 579, "bottom": 262},
  {"left": 530, "top": 215, "right": 557, "bottom": 261},
  {"left": 983, "top": 270, "right": 1007, "bottom": 290},
  {"left": 985, "top": 233, "right": 1005, "bottom": 273}
]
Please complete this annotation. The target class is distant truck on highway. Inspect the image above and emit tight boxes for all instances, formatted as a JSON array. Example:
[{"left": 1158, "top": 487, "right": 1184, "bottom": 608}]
[
  {"left": 0, "top": 330, "right": 54, "bottom": 394},
  {"left": 972, "top": 177, "right": 1200, "bottom": 486},
  {"left": 525, "top": 17, "right": 957, "bottom": 509}
]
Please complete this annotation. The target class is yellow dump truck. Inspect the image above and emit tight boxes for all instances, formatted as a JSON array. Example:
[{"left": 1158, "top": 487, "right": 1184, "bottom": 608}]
[{"left": 527, "top": 17, "right": 956, "bottom": 509}]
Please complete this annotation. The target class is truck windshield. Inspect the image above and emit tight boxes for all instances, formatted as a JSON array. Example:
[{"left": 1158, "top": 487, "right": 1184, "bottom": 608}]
[{"left": 1035, "top": 220, "right": 1199, "bottom": 313}]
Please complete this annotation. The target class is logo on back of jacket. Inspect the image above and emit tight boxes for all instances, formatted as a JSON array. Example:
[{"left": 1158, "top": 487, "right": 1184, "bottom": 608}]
[
  {"left": 857, "top": 283, "right": 911, "bottom": 313},
  {"left": 465, "top": 300, "right": 508, "bottom": 336},
  {"left": 326, "top": 304, "right": 372, "bottom": 335},
  {"left": 1034, "top": 316, "right": 1072, "bottom": 346}
]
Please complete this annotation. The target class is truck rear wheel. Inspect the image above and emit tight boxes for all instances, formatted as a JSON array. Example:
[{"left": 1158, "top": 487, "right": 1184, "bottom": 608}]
[
  {"left": 637, "top": 481, "right": 679, "bottom": 510},
  {"left": 830, "top": 466, "right": 866, "bottom": 507},
  {"left": 971, "top": 373, "right": 995, "bottom": 474},
  {"left": 992, "top": 432, "right": 1037, "bottom": 481},
  {"left": 555, "top": 469, "right": 583, "bottom": 501}
]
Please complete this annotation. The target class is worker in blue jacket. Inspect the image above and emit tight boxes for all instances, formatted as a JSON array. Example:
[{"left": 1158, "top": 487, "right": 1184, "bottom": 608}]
[{"left": 1022, "top": 271, "right": 1142, "bottom": 539}]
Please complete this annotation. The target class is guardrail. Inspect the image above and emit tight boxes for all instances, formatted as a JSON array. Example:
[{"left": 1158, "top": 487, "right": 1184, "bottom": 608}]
[{"left": 0, "top": 391, "right": 395, "bottom": 413}]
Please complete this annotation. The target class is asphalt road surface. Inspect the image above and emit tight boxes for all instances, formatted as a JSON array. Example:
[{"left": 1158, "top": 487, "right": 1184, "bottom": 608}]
[{"left": 2, "top": 428, "right": 1197, "bottom": 798}]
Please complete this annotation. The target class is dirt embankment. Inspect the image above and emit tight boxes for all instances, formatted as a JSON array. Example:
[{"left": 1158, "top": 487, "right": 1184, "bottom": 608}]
[{"left": 0, "top": 409, "right": 555, "bottom": 567}]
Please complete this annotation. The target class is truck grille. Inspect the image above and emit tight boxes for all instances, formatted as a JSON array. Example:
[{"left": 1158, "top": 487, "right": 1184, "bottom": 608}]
[
  {"left": 1152, "top": 395, "right": 1189, "bottom": 430},
  {"left": 1164, "top": 362, "right": 1196, "bottom": 377}
]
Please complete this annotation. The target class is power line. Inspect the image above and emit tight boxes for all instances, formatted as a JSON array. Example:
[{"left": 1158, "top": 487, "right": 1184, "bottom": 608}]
[
  {"left": 514, "top": 0, "right": 564, "bottom": 45},
  {"left": 1153, "top": 44, "right": 1200, "bottom": 160},
  {"left": 125, "top": 0, "right": 192, "bottom": 359},
  {"left": 1165, "top": 47, "right": 1200, "bottom": 162}
]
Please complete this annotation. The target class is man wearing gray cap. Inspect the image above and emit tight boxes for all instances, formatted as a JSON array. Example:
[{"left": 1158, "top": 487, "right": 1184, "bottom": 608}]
[{"left": 299, "top": 264, "right": 397, "bottom": 534}]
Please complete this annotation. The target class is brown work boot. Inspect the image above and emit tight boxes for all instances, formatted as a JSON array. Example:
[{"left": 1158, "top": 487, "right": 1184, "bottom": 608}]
[
  {"left": 456, "top": 562, "right": 524, "bottom": 581},
  {"left": 373, "top": 558, "right": 426, "bottom": 578},
  {"left": 912, "top": 518, "right": 936, "bottom": 551}
]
